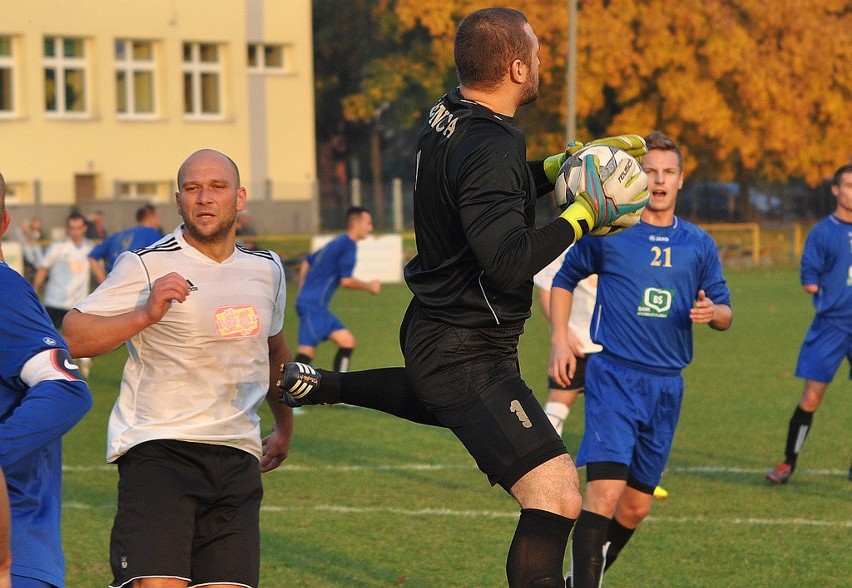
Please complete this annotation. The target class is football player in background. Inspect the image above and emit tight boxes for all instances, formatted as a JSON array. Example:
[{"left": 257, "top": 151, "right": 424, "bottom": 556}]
[
  {"left": 279, "top": 7, "right": 648, "bottom": 587},
  {"left": 0, "top": 169, "right": 93, "bottom": 588},
  {"left": 88, "top": 203, "right": 163, "bottom": 284},
  {"left": 549, "top": 131, "right": 732, "bottom": 587},
  {"left": 765, "top": 163, "right": 852, "bottom": 484},
  {"left": 536, "top": 251, "right": 669, "bottom": 499},
  {"left": 294, "top": 206, "right": 381, "bottom": 372}
]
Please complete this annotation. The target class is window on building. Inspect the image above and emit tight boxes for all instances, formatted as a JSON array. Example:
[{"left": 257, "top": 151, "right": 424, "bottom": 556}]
[
  {"left": 247, "top": 43, "right": 290, "bottom": 73},
  {"left": 116, "top": 39, "right": 156, "bottom": 116},
  {"left": 118, "top": 181, "right": 164, "bottom": 201},
  {"left": 183, "top": 42, "right": 221, "bottom": 117},
  {"left": 0, "top": 36, "right": 15, "bottom": 114},
  {"left": 44, "top": 36, "right": 87, "bottom": 115}
]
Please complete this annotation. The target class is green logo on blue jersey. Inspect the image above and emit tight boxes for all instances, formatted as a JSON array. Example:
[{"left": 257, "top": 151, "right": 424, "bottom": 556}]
[{"left": 638, "top": 288, "right": 674, "bottom": 317}]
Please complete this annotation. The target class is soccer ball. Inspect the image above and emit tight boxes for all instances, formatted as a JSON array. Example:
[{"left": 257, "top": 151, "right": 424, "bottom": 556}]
[{"left": 554, "top": 145, "right": 645, "bottom": 236}]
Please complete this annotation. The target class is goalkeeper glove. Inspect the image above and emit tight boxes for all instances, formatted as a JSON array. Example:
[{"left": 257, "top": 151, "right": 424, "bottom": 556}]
[
  {"left": 543, "top": 133, "right": 647, "bottom": 184},
  {"left": 559, "top": 149, "right": 649, "bottom": 235},
  {"left": 572, "top": 134, "right": 648, "bottom": 159}
]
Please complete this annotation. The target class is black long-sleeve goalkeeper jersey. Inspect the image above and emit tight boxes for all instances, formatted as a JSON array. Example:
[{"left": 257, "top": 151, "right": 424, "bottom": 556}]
[{"left": 404, "top": 87, "right": 576, "bottom": 328}]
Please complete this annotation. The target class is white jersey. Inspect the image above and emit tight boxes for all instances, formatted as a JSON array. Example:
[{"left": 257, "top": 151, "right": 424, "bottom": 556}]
[
  {"left": 74, "top": 226, "right": 287, "bottom": 462},
  {"left": 534, "top": 247, "right": 602, "bottom": 354},
  {"left": 39, "top": 238, "right": 93, "bottom": 310}
]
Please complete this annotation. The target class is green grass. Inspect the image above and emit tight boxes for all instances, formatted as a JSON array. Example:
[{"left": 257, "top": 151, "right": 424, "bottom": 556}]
[{"left": 62, "top": 266, "right": 851, "bottom": 587}]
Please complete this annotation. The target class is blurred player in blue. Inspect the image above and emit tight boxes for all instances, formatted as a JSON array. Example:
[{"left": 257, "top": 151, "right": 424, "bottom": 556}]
[
  {"left": 0, "top": 170, "right": 93, "bottom": 588},
  {"left": 88, "top": 203, "right": 162, "bottom": 284},
  {"left": 549, "top": 131, "right": 732, "bottom": 587},
  {"left": 294, "top": 206, "right": 381, "bottom": 371},
  {"left": 766, "top": 163, "right": 852, "bottom": 484}
]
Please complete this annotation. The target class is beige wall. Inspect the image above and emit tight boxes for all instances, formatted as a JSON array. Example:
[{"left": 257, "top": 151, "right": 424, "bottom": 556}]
[{"left": 0, "top": 0, "right": 317, "bottom": 232}]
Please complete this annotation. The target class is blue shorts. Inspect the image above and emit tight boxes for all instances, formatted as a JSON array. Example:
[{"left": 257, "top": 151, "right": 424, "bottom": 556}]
[
  {"left": 296, "top": 305, "right": 346, "bottom": 347},
  {"left": 795, "top": 316, "right": 852, "bottom": 383},
  {"left": 577, "top": 354, "right": 683, "bottom": 488}
]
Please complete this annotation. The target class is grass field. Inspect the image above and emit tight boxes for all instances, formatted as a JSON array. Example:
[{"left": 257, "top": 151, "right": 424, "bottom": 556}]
[{"left": 61, "top": 266, "right": 851, "bottom": 587}]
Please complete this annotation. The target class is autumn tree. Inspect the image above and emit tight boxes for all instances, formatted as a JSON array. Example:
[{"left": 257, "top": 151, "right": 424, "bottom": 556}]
[
  {"left": 314, "top": 0, "right": 851, "bottom": 220},
  {"left": 573, "top": 0, "right": 852, "bottom": 217}
]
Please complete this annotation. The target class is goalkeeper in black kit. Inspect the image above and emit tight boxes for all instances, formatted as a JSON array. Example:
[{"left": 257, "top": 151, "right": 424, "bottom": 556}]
[{"left": 280, "top": 7, "right": 647, "bottom": 588}]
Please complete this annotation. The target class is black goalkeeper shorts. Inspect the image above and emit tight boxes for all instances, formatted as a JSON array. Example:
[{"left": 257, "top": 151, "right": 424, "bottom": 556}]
[{"left": 403, "top": 308, "right": 567, "bottom": 491}]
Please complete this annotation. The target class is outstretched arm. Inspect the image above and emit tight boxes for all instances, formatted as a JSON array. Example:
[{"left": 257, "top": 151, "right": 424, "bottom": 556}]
[{"left": 340, "top": 276, "right": 381, "bottom": 295}]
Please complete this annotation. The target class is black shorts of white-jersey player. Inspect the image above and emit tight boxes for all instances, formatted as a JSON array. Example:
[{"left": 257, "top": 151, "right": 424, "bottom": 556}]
[{"left": 280, "top": 9, "right": 649, "bottom": 588}]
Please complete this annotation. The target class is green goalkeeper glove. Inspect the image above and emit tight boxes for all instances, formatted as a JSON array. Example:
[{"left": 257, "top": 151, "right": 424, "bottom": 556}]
[
  {"left": 544, "top": 134, "right": 648, "bottom": 184},
  {"left": 572, "top": 134, "right": 648, "bottom": 159}
]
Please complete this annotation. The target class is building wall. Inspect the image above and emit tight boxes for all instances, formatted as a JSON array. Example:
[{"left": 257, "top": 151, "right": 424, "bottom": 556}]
[{"left": 0, "top": 0, "right": 317, "bottom": 233}]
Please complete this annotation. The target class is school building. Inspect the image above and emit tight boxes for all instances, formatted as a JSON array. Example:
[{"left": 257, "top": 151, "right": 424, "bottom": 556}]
[{"left": 0, "top": 0, "right": 318, "bottom": 234}]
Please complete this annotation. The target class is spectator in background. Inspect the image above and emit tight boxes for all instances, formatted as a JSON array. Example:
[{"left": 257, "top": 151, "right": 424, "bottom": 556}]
[
  {"left": 765, "top": 163, "right": 852, "bottom": 484},
  {"left": 85, "top": 209, "right": 108, "bottom": 240},
  {"left": 294, "top": 206, "right": 380, "bottom": 372},
  {"left": 236, "top": 209, "right": 259, "bottom": 251},
  {"left": 88, "top": 203, "right": 163, "bottom": 284},
  {"left": 1, "top": 169, "right": 93, "bottom": 588}
]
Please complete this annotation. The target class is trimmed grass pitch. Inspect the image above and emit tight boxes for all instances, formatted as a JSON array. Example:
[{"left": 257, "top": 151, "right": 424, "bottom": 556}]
[{"left": 62, "top": 266, "right": 850, "bottom": 586}]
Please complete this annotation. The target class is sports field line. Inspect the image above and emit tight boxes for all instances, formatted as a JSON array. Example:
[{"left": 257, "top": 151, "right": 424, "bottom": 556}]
[
  {"left": 63, "top": 462, "right": 848, "bottom": 477},
  {"left": 61, "top": 501, "right": 851, "bottom": 528}
]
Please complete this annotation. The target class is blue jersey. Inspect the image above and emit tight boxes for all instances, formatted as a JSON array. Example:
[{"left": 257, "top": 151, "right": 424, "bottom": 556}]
[
  {"left": 0, "top": 261, "right": 92, "bottom": 586},
  {"left": 800, "top": 214, "right": 852, "bottom": 334},
  {"left": 89, "top": 224, "right": 163, "bottom": 272},
  {"left": 553, "top": 218, "right": 731, "bottom": 371},
  {"left": 296, "top": 234, "right": 357, "bottom": 310}
]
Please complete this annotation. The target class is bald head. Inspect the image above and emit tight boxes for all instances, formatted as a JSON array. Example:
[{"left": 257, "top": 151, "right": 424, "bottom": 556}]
[{"left": 177, "top": 149, "right": 241, "bottom": 189}]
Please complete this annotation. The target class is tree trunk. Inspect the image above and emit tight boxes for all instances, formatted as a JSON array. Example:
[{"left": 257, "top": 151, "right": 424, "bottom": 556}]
[{"left": 370, "top": 124, "right": 384, "bottom": 229}]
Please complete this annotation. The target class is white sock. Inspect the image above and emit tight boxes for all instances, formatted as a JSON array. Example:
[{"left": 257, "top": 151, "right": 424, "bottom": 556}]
[{"left": 544, "top": 401, "right": 570, "bottom": 436}]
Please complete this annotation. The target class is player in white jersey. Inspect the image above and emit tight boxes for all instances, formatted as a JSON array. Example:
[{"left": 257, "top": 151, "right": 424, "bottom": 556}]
[
  {"left": 32, "top": 212, "right": 93, "bottom": 329},
  {"left": 535, "top": 248, "right": 601, "bottom": 434},
  {"left": 63, "top": 149, "right": 294, "bottom": 588}
]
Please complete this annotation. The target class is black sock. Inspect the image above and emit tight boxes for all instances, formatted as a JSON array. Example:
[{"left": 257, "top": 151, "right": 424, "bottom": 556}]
[
  {"left": 602, "top": 517, "right": 635, "bottom": 572},
  {"left": 570, "top": 510, "right": 611, "bottom": 588},
  {"left": 333, "top": 347, "right": 354, "bottom": 372},
  {"left": 294, "top": 353, "right": 312, "bottom": 365},
  {"left": 784, "top": 406, "right": 814, "bottom": 470},
  {"left": 335, "top": 368, "right": 442, "bottom": 426},
  {"left": 506, "top": 508, "right": 575, "bottom": 588}
]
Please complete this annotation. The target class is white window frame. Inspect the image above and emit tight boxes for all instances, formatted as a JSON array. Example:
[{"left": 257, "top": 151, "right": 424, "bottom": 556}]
[
  {"left": 182, "top": 42, "right": 223, "bottom": 119},
  {"left": 247, "top": 43, "right": 291, "bottom": 74},
  {"left": 115, "top": 39, "right": 157, "bottom": 118},
  {"left": 0, "top": 36, "right": 17, "bottom": 117},
  {"left": 43, "top": 36, "right": 89, "bottom": 118}
]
